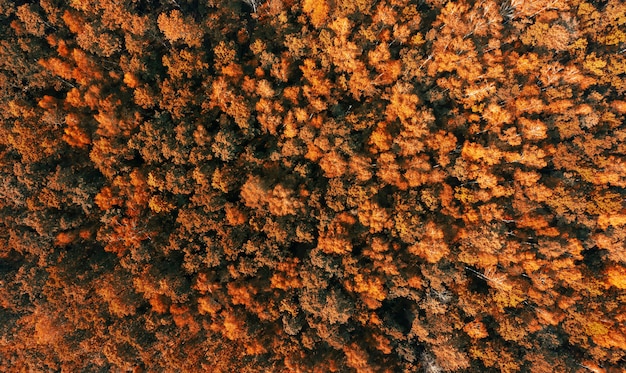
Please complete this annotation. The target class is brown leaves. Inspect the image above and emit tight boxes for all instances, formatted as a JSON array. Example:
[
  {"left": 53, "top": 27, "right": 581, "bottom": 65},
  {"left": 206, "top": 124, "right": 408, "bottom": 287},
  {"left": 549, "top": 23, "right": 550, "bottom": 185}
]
[
  {"left": 241, "top": 176, "right": 302, "bottom": 216},
  {"left": 318, "top": 212, "right": 356, "bottom": 255},
  {"left": 207, "top": 76, "right": 251, "bottom": 129}
]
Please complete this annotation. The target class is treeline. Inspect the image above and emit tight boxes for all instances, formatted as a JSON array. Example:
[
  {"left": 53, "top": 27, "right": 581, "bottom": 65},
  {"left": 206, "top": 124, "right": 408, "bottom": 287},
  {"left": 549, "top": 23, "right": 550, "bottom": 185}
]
[{"left": 0, "top": 0, "right": 625, "bottom": 371}]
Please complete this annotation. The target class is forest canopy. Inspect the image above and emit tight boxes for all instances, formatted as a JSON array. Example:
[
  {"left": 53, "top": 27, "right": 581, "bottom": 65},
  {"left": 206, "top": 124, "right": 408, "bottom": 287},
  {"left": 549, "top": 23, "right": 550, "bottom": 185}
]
[{"left": 1, "top": 0, "right": 626, "bottom": 371}]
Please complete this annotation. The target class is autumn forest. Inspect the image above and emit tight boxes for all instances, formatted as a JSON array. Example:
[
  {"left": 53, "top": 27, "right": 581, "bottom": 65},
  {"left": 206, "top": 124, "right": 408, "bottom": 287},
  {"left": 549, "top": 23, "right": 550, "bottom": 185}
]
[{"left": 1, "top": 0, "right": 625, "bottom": 371}]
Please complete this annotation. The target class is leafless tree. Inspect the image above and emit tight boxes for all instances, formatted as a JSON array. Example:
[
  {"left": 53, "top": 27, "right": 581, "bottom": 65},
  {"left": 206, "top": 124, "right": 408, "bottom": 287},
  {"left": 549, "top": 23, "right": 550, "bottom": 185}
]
[{"left": 243, "top": 0, "right": 262, "bottom": 12}]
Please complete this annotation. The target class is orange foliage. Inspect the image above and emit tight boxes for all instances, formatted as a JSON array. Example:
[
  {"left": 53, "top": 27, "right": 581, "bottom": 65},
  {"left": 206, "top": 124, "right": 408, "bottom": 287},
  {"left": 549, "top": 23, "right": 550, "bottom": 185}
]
[
  {"left": 157, "top": 10, "right": 203, "bottom": 48},
  {"left": 3, "top": 0, "right": 625, "bottom": 371},
  {"left": 606, "top": 265, "right": 626, "bottom": 290},
  {"left": 302, "top": 0, "right": 329, "bottom": 28}
]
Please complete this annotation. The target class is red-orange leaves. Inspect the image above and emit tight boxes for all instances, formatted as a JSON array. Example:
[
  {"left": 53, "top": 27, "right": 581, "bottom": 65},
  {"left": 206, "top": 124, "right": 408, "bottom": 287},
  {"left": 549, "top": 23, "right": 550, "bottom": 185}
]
[
  {"left": 62, "top": 9, "right": 85, "bottom": 34},
  {"left": 270, "top": 259, "right": 302, "bottom": 290},
  {"left": 349, "top": 273, "right": 387, "bottom": 307},
  {"left": 55, "top": 231, "right": 77, "bottom": 246},
  {"left": 317, "top": 235, "right": 353, "bottom": 256},
  {"left": 464, "top": 319, "right": 489, "bottom": 339}
]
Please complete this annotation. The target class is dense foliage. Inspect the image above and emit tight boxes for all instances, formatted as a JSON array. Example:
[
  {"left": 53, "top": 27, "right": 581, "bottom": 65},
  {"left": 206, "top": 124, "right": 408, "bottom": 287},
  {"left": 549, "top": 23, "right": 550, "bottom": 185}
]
[{"left": 1, "top": 0, "right": 625, "bottom": 371}]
